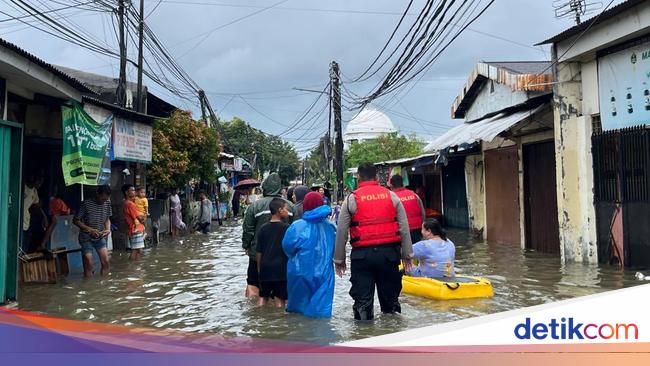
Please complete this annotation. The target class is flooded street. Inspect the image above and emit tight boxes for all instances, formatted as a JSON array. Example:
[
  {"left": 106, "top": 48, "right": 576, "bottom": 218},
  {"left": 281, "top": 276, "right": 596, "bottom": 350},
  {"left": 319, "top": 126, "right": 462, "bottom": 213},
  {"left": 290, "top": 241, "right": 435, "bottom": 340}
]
[{"left": 18, "top": 224, "right": 643, "bottom": 344}]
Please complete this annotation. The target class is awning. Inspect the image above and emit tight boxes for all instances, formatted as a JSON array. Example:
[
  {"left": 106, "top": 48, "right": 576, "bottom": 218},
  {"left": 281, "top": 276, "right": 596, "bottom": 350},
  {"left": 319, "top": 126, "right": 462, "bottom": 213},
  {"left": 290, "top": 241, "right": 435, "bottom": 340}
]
[
  {"left": 374, "top": 153, "right": 437, "bottom": 166},
  {"left": 424, "top": 106, "right": 543, "bottom": 152}
]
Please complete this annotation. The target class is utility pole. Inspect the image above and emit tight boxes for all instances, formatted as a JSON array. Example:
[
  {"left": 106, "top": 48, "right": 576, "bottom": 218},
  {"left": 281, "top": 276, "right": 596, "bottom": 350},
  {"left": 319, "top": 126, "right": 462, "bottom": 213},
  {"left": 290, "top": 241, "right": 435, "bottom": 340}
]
[
  {"left": 117, "top": 0, "right": 127, "bottom": 107},
  {"left": 326, "top": 82, "right": 333, "bottom": 180},
  {"left": 199, "top": 90, "right": 208, "bottom": 125},
  {"left": 330, "top": 61, "right": 344, "bottom": 201},
  {"left": 136, "top": 0, "right": 145, "bottom": 112}
]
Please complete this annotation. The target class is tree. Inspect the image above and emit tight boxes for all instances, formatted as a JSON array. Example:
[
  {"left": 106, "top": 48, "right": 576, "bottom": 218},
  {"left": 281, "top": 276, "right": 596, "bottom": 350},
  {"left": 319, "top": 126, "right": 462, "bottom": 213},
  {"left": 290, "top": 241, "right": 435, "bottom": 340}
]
[
  {"left": 220, "top": 117, "right": 300, "bottom": 186},
  {"left": 305, "top": 136, "right": 334, "bottom": 186},
  {"left": 149, "top": 110, "right": 221, "bottom": 189},
  {"left": 345, "top": 132, "right": 424, "bottom": 169}
]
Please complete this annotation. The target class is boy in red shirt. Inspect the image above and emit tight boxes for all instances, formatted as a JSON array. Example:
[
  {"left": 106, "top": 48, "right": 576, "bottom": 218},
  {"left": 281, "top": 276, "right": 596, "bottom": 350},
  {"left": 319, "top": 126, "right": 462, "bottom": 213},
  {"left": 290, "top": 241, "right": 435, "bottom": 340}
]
[{"left": 122, "top": 184, "right": 146, "bottom": 260}]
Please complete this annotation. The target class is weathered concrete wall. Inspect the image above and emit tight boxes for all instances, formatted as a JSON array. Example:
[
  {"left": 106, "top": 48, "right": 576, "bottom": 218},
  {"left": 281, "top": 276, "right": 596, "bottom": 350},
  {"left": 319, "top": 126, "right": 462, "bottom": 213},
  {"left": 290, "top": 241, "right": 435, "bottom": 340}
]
[
  {"left": 465, "top": 82, "right": 531, "bottom": 121},
  {"left": 465, "top": 154, "right": 485, "bottom": 237},
  {"left": 553, "top": 59, "right": 598, "bottom": 264}
]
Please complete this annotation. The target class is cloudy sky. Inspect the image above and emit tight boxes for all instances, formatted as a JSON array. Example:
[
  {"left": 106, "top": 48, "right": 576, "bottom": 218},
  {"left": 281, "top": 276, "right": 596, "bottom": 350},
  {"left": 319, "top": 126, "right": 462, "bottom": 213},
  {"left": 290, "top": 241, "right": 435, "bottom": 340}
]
[{"left": 1, "top": 0, "right": 621, "bottom": 155}]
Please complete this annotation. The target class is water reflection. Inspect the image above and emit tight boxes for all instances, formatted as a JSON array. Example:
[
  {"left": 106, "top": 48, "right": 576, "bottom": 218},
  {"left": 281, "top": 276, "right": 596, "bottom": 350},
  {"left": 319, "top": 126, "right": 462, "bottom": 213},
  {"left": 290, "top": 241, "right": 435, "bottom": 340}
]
[{"left": 17, "top": 226, "right": 643, "bottom": 343}]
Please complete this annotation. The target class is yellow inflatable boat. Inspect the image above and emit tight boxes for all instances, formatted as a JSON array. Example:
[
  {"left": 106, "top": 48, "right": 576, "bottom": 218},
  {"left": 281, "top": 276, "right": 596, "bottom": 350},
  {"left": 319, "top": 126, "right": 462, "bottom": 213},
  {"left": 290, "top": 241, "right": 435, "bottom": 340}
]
[{"left": 401, "top": 275, "right": 494, "bottom": 300}]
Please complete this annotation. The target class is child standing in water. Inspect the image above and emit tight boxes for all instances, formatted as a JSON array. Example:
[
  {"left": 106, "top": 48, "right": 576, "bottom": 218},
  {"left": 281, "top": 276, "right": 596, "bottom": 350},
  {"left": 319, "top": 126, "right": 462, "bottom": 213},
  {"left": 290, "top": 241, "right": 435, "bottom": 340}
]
[
  {"left": 408, "top": 219, "right": 456, "bottom": 278},
  {"left": 255, "top": 198, "right": 290, "bottom": 308}
]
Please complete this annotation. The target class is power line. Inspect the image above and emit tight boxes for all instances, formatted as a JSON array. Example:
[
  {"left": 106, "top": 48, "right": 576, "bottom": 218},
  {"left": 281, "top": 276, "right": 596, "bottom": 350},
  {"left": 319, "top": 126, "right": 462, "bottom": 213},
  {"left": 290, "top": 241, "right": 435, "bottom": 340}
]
[
  {"left": 146, "top": 0, "right": 164, "bottom": 19},
  {"left": 351, "top": 0, "right": 497, "bottom": 108}
]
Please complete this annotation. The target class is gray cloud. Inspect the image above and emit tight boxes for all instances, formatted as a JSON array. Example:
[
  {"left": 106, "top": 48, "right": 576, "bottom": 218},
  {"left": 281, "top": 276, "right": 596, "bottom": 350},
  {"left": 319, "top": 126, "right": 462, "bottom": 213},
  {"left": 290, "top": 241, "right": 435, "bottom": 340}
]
[{"left": 1, "top": 0, "right": 612, "bottom": 150}]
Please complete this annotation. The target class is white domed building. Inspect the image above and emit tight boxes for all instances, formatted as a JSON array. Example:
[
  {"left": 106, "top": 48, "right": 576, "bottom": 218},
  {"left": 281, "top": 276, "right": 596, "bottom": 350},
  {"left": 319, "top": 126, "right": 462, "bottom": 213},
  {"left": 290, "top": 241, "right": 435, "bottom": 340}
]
[{"left": 343, "top": 107, "right": 397, "bottom": 149}]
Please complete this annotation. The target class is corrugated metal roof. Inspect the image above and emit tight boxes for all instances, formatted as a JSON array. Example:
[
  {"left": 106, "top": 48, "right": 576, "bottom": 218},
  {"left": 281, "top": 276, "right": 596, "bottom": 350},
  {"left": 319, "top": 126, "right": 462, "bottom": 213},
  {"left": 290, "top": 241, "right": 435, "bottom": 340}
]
[
  {"left": 0, "top": 37, "right": 95, "bottom": 95},
  {"left": 484, "top": 61, "right": 553, "bottom": 75},
  {"left": 425, "top": 105, "right": 544, "bottom": 152},
  {"left": 536, "top": 0, "right": 646, "bottom": 45},
  {"left": 57, "top": 65, "right": 140, "bottom": 94},
  {"left": 82, "top": 96, "right": 156, "bottom": 124},
  {"left": 374, "top": 153, "right": 437, "bottom": 166},
  {"left": 452, "top": 62, "right": 553, "bottom": 119}
]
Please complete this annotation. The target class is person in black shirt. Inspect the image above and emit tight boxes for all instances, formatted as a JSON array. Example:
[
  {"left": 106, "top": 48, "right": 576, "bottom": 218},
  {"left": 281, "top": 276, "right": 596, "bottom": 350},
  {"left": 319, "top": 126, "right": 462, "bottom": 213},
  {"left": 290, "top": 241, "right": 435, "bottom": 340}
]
[{"left": 256, "top": 198, "right": 290, "bottom": 308}]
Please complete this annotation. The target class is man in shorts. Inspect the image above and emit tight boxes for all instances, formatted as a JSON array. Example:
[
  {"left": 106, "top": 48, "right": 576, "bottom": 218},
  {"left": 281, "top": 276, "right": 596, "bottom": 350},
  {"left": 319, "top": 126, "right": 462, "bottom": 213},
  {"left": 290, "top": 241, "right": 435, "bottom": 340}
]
[
  {"left": 122, "top": 184, "right": 146, "bottom": 260},
  {"left": 73, "top": 185, "right": 112, "bottom": 277}
]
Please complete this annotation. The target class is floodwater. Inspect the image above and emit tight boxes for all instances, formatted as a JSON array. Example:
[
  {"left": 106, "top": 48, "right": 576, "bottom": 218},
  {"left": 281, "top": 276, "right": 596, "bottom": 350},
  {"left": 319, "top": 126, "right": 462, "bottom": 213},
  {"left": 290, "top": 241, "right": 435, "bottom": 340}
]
[{"left": 18, "top": 224, "right": 643, "bottom": 344}]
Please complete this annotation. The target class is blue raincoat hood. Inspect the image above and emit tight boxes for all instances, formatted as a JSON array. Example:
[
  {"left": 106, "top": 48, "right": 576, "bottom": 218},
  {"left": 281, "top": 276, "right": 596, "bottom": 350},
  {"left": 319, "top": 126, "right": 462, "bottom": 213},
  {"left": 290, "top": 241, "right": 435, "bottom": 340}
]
[{"left": 302, "top": 205, "right": 331, "bottom": 221}]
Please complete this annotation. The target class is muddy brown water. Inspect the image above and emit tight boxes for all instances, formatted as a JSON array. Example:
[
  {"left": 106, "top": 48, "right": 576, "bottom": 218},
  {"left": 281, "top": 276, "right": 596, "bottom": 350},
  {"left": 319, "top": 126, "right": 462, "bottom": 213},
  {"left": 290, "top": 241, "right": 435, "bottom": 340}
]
[{"left": 17, "top": 224, "right": 643, "bottom": 344}]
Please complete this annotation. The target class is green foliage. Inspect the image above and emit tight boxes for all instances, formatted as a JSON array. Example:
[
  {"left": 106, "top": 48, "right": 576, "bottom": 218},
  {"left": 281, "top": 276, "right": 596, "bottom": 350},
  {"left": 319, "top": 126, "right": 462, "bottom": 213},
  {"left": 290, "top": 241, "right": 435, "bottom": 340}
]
[
  {"left": 345, "top": 132, "right": 424, "bottom": 169},
  {"left": 149, "top": 110, "right": 221, "bottom": 189},
  {"left": 220, "top": 117, "right": 300, "bottom": 186},
  {"left": 305, "top": 136, "right": 334, "bottom": 186}
]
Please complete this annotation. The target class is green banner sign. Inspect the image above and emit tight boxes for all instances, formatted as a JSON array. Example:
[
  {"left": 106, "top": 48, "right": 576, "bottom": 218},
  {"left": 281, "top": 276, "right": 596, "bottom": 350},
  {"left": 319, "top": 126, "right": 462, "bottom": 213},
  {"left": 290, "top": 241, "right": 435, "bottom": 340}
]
[{"left": 61, "top": 101, "right": 113, "bottom": 186}]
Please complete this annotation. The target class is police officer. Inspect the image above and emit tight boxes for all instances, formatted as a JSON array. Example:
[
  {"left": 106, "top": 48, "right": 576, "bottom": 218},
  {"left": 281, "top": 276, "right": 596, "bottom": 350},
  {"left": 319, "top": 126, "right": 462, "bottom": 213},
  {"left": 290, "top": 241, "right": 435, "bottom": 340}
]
[
  {"left": 389, "top": 174, "right": 426, "bottom": 244},
  {"left": 334, "top": 162, "right": 413, "bottom": 321}
]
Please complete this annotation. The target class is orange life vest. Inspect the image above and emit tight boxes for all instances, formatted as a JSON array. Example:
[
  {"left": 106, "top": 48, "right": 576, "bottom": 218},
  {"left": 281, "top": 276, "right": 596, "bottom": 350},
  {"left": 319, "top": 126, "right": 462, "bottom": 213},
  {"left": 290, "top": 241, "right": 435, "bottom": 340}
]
[
  {"left": 350, "top": 181, "right": 401, "bottom": 247},
  {"left": 393, "top": 187, "right": 423, "bottom": 231}
]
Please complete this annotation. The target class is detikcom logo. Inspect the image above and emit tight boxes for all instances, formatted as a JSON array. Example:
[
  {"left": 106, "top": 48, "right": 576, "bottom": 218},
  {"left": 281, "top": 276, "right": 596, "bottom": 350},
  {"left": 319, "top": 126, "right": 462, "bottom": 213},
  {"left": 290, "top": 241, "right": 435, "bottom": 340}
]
[{"left": 514, "top": 317, "right": 639, "bottom": 340}]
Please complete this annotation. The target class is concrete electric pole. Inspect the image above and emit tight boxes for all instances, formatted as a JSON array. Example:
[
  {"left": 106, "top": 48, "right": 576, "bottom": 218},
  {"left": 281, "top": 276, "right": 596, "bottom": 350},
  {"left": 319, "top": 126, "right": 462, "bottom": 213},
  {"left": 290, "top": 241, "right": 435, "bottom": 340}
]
[
  {"left": 117, "top": 0, "right": 127, "bottom": 107},
  {"left": 330, "top": 61, "right": 344, "bottom": 201}
]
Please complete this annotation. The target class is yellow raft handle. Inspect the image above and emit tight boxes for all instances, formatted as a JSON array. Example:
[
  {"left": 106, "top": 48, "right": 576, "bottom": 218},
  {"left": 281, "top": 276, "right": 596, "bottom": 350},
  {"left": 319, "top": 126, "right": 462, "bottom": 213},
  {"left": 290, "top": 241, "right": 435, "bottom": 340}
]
[{"left": 445, "top": 282, "right": 461, "bottom": 290}]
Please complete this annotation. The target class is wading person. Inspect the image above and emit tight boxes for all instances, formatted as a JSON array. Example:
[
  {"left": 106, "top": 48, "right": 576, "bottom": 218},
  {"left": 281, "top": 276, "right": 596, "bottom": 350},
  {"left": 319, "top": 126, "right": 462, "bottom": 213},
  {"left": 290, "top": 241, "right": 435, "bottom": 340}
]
[
  {"left": 170, "top": 189, "right": 186, "bottom": 235},
  {"left": 389, "top": 174, "right": 425, "bottom": 243},
  {"left": 283, "top": 192, "right": 336, "bottom": 318},
  {"left": 122, "top": 184, "right": 146, "bottom": 260},
  {"left": 292, "top": 185, "right": 309, "bottom": 220},
  {"left": 195, "top": 190, "right": 212, "bottom": 234},
  {"left": 334, "top": 162, "right": 413, "bottom": 321},
  {"left": 407, "top": 219, "right": 456, "bottom": 279},
  {"left": 73, "top": 185, "right": 112, "bottom": 277},
  {"left": 255, "top": 198, "right": 290, "bottom": 308},
  {"left": 242, "top": 173, "right": 296, "bottom": 298},
  {"left": 232, "top": 189, "right": 242, "bottom": 219}
]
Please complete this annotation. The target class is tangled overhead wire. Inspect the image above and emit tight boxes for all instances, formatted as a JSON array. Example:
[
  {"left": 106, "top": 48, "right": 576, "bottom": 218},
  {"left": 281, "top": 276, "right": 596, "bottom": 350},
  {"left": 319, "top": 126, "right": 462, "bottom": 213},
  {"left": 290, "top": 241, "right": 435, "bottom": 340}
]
[{"left": 346, "top": 0, "right": 497, "bottom": 110}]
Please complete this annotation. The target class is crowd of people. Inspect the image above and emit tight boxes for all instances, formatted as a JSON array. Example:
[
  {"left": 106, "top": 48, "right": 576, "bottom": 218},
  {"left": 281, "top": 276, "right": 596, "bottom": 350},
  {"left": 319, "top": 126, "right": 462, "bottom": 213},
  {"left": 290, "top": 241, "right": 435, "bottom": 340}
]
[
  {"left": 22, "top": 174, "right": 213, "bottom": 277},
  {"left": 241, "top": 162, "right": 456, "bottom": 320},
  {"left": 23, "top": 161, "right": 456, "bottom": 320}
]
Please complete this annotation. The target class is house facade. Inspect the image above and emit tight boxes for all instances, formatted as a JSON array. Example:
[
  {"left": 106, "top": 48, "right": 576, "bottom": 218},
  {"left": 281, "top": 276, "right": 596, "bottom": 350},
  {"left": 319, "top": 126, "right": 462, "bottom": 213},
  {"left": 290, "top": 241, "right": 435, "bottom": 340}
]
[
  {"left": 426, "top": 61, "right": 560, "bottom": 253},
  {"left": 538, "top": 0, "right": 650, "bottom": 266}
]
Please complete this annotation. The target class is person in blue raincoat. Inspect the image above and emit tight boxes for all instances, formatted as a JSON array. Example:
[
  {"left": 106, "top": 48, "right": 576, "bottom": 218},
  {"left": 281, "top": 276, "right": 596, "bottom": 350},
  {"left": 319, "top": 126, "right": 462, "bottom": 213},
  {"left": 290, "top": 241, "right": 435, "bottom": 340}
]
[{"left": 282, "top": 192, "right": 336, "bottom": 318}]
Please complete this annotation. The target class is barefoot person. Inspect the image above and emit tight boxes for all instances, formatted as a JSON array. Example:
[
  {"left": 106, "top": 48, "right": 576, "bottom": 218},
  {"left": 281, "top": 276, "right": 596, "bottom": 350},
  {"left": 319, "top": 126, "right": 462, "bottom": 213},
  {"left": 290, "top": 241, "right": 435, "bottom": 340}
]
[{"left": 73, "top": 185, "right": 112, "bottom": 277}]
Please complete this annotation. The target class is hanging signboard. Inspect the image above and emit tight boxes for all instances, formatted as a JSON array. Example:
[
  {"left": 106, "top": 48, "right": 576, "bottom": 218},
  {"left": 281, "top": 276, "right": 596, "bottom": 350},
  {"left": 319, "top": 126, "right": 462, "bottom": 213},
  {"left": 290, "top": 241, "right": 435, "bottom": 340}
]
[
  {"left": 598, "top": 40, "right": 650, "bottom": 131},
  {"left": 61, "top": 101, "right": 112, "bottom": 186},
  {"left": 112, "top": 118, "right": 152, "bottom": 163}
]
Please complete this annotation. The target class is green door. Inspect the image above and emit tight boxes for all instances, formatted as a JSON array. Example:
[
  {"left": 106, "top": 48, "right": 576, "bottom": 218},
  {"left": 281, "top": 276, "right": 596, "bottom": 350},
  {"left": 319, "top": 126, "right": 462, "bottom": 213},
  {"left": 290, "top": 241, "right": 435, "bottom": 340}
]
[{"left": 0, "top": 120, "right": 23, "bottom": 304}]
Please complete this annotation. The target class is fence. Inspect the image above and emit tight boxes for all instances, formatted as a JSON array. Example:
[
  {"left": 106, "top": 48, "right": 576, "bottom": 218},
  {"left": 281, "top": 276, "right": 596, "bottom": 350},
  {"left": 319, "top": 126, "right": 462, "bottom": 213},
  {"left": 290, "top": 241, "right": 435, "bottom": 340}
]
[{"left": 592, "top": 126, "right": 650, "bottom": 267}]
